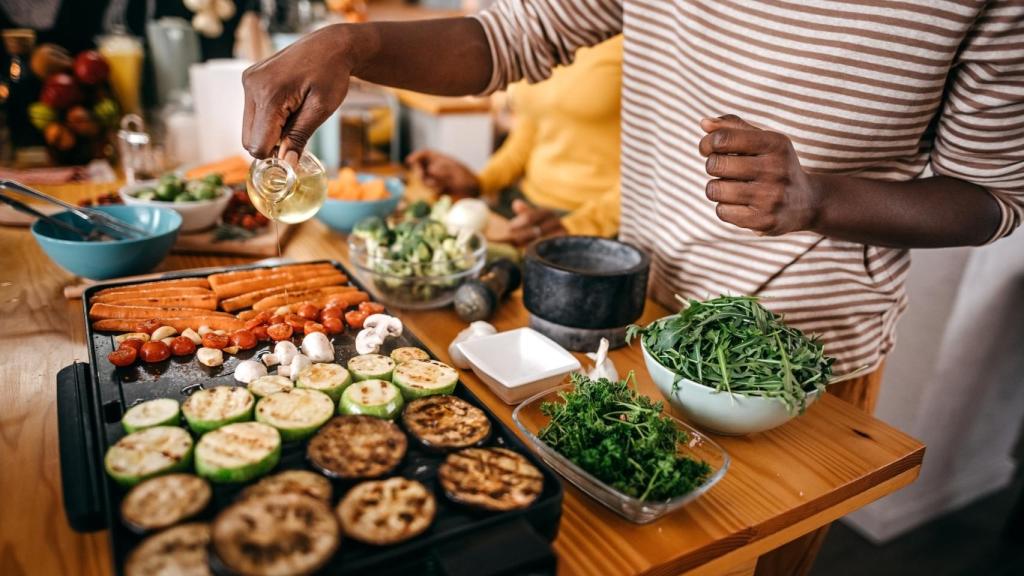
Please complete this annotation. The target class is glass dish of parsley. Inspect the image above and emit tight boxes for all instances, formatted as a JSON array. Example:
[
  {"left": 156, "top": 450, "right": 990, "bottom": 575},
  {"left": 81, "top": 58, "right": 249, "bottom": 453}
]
[{"left": 512, "top": 372, "right": 730, "bottom": 523}]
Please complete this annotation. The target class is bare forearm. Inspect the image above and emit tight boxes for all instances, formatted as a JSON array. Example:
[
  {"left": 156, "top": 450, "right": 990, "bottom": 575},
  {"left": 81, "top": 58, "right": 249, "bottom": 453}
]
[
  {"left": 347, "top": 18, "right": 493, "bottom": 96},
  {"left": 810, "top": 174, "right": 1002, "bottom": 248}
]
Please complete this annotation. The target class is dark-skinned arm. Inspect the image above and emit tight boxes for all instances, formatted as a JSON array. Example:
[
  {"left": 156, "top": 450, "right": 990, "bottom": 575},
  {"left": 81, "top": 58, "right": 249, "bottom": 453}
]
[{"left": 698, "top": 115, "right": 1005, "bottom": 248}]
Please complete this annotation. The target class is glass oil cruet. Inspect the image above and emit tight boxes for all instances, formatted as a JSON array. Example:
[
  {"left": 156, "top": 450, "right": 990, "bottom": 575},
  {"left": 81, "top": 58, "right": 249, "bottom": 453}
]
[{"left": 247, "top": 149, "right": 328, "bottom": 224}]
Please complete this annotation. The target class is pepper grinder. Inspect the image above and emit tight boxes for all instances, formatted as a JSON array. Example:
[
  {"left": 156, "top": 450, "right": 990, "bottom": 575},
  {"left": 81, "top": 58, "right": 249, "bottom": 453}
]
[{"left": 454, "top": 259, "right": 522, "bottom": 322}]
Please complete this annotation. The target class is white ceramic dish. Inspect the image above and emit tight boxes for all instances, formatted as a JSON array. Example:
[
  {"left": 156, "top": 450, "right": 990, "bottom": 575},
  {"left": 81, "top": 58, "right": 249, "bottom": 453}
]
[
  {"left": 456, "top": 327, "right": 581, "bottom": 404},
  {"left": 642, "top": 341, "right": 819, "bottom": 436},
  {"left": 120, "top": 180, "right": 231, "bottom": 233}
]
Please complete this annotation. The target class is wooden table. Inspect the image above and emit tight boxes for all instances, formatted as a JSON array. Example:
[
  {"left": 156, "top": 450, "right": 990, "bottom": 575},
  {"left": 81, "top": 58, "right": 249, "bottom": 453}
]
[{"left": 0, "top": 186, "right": 924, "bottom": 576}]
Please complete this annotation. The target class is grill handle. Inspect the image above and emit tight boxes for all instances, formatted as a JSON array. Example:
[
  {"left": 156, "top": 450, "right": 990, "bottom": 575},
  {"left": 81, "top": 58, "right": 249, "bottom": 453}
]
[{"left": 57, "top": 362, "right": 108, "bottom": 532}]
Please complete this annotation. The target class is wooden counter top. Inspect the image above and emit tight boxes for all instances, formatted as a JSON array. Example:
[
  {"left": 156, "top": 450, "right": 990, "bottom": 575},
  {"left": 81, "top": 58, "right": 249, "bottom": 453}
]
[{"left": 0, "top": 184, "right": 924, "bottom": 576}]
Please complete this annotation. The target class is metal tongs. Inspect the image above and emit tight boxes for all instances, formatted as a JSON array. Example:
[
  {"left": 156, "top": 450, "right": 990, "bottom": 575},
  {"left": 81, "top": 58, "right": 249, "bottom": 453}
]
[{"left": 0, "top": 179, "right": 148, "bottom": 240}]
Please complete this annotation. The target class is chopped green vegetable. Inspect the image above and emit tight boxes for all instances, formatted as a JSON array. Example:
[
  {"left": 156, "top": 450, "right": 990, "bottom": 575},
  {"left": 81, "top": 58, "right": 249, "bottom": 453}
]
[
  {"left": 539, "top": 372, "right": 711, "bottom": 501},
  {"left": 626, "top": 295, "right": 833, "bottom": 413}
]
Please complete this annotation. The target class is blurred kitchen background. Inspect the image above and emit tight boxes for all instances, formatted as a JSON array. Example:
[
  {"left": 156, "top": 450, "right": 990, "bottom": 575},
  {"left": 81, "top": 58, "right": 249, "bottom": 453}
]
[{"left": 1, "top": 1, "right": 1022, "bottom": 573}]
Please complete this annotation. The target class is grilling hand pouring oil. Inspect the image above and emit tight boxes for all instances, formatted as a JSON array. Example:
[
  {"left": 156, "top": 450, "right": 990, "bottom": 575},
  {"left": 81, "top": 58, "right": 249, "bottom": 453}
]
[{"left": 247, "top": 150, "right": 328, "bottom": 259}]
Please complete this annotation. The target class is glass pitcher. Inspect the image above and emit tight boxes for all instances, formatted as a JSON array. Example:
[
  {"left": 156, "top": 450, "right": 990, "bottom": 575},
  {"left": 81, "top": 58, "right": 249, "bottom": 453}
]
[{"left": 247, "top": 150, "right": 327, "bottom": 224}]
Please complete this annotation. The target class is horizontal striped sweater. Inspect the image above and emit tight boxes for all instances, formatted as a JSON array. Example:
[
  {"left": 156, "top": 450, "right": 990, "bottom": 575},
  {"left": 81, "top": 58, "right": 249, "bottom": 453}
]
[{"left": 474, "top": 0, "right": 1024, "bottom": 374}]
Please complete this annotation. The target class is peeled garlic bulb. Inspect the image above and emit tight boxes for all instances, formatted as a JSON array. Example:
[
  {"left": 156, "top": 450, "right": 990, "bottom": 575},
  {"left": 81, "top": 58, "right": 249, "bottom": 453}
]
[
  {"left": 193, "top": 10, "right": 223, "bottom": 38},
  {"left": 183, "top": 0, "right": 212, "bottom": 12},
  {"left": 214, "top": 0, "right": 236, "bottom": 20}
]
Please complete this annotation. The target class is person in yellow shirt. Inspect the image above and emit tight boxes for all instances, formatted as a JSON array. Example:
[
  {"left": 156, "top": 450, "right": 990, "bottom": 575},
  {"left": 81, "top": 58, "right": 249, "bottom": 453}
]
[{"left": 406, "top": 35, "right": 623, "bottom": 245}]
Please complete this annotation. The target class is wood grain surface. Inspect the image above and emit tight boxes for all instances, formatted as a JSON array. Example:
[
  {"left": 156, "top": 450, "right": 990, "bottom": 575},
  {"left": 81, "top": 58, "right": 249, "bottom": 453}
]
[{"left": 0, "top": 184, "right": 924, "bottom": 576}]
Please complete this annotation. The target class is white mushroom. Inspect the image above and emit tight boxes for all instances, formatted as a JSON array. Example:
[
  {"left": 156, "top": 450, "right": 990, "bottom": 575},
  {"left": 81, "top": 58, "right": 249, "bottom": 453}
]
[
  {"left": 301, "top": 332, "right": 334, "bottom": 363},
  {"left": 196, "top": 347, "right": 223, "bottom": 367},
  {"left": 273, "top": 341, "right": 299, "bottom": 366},
  {"left": 261, "top": 353, "right": 279, "bottom": 367},
  {"left": 355, "top": 314, "right": 403, "bottom": 355},
  {"left": 278, "top": 353, "right": 311, "bottom": 381},
  {"left": 233, "top": 360, "right": 267, "bottom": 384}
]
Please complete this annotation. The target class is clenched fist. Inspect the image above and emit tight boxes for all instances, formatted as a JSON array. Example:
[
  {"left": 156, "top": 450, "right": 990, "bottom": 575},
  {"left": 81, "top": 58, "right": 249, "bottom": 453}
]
[{"left": 698, "top": 115, "right": 822, "bottom": 236}]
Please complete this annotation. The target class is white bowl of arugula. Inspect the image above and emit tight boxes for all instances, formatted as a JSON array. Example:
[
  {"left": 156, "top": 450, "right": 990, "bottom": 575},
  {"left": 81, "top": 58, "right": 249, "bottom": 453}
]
[
  {"left": 629, "top": 295, "right": 834, "bottom": 436},
  {"left": 512, "top": 372, "right": 729, "bottom": 523}
]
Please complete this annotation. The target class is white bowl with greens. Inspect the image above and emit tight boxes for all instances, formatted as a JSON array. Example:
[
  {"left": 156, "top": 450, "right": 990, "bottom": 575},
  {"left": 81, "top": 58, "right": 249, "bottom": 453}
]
[
  {"left": 120, "top": 172, "right": 231, "bottom": 233},
  {"left": 630, "top": 296, "right": 834, "bottom": 436}
]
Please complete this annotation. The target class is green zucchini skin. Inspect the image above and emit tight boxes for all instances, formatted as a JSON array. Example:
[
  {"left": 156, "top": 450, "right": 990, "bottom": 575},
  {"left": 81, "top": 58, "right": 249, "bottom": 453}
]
[
  {"left": 392, "top": 359, "right": 459, "bottom": 399},
  {"left": 347, "top": 354, "right": 396, "bottom": 382},
  {"left": 255, "top": 389, "right": 335, "bottom": 441},
  {"left": 122, "top": 398, "right": 181, "bottom": 433},
  {"left": 104, "top": 426, "right": 194, "bottom": 487},
  {"left": 296, "top": 363, "right": 352, "bottom": 404},
  {"left": 338, "top": 379, "right": 405, "bottom": 420},
  {"left": 182, "top": 386, "right": 255, "bottom": 435},
  {"left": 194, "top": 422, "right": 281, "bottom": 484}
]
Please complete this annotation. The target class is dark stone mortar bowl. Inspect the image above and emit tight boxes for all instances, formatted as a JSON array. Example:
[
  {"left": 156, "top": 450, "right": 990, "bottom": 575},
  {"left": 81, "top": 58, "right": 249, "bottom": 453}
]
[{"left": 523, "top": 236, "right": 650, "bottom": 338}]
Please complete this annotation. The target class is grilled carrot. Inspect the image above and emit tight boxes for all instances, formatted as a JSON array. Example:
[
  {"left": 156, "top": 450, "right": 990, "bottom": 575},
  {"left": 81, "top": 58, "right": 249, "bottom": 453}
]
[
  {"left": 93, "top": 317, "right": 244, "bottom": 333},
  {"left": 88, "top": 303, "right": 235, "bottom": 321},
  {"left": 93, "top": 278, "right": 210, "bottom": 297},
  {"left": 208, "top": 263, "right": 336, "bottom": 289},
  {"left": 220, "top": 278, "right": 352, "bottom": 312},
  {"left": 212, "top": 270, "right": 347, "bottom": 299},
  {"left": 250, "top": 287, "right": 360, "bottom": 312}
]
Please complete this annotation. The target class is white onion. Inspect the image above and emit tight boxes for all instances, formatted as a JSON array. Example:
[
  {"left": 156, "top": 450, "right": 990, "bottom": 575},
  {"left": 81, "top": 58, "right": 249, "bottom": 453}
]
[{"left": 444, "top": 198, "right": 489, "bottom": 234}]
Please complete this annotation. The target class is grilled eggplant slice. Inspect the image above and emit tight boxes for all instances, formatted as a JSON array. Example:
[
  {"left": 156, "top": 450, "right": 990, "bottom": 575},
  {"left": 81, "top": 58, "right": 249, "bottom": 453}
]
[
  {"left": 125, "top": 522, "right": 211, "bottom": 576},
  {"left": 391, "top": 359, "right": 458, "bottom": 399},
  {"left": 296, "top": 363, "right": 352, "bottom": 403},
  {"left": 307, "top": 415, "right": 406, "bottom": 479},
  {"left": 255, "top": 388, "right": 335, "bottom": 441},
  {"left": 182, "top": 386, "right": 254, "bottom": 434},
  {"left": 195, "top": 422, "right": 281, "bottom": 483},
  {"left": 248, "top": 374, "right": 294, "bottom": 399},
  {"left": 439, "top": 448, "right": 544, "bottom": 511},
  {"left": 337, "top": 477, "right": 435, "bottom": 545},
  {"left": 121, "top": 398, "right": 181, "bottom": 433},
  {"left": 401, "top": 395, "right": 491, "bottom": 450},
  {"left": 121, "top": 473, "right": 211, "bottom": 532},
  {"left": 347, "top": 353, "right": 396, "bottom": 382},
  {"left": 389, "top": 346, "right": 429, "bottom": 364},
  {"left": 104, "top": 426, "right": 194, "bottom": 487},
  {"left": 212, "top": 493, "right": 339, "bottom": 576},
  {"left": 338, "top": 379, "right": 404, "bottom": 420},
  {"left": 240, "top": 470, "right": 333, "bottom": 504}
]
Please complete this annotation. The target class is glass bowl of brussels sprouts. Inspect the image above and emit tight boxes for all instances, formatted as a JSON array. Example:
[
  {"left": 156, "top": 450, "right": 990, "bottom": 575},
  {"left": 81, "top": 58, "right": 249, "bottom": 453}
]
[
  {"left": 347, "top": 215, "right": 487, "bottom": 309},
  {"left": 120, "top": 172, "right": 231, "bottom": 232}
]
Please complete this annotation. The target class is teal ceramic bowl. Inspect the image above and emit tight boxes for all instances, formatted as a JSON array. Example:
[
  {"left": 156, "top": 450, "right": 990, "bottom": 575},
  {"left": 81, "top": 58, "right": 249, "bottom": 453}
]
[
  {"left": 316, "top": 175, "right": 403, "bottom": 233},
  {"left": 31, "top": 205, "right": 181, "bottom": 280}
]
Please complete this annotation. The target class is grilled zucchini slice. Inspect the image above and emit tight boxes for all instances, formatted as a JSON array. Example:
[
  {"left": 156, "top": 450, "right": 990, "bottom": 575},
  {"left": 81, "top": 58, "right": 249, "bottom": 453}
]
[
  {"left": 212, "top": 494, "right": 339, "bottom": 576},
  {"left": 438, "top": 447, "right": 544, "bottom": 511},
  {"left": 248, "top": 375, "right": 294, "bottom": 399},
  {"left": 389, "top": 346, "right": 429, "bottom": 364},
  {"left": 296, "top": 363, "right": 352, "bottom": 403},
  {"left": 401, "top": 395, "right": 491, "bottom": 450},
  {"left": 122, "top": 398, "right": 181, "bottom": 433},
  {"left": 338, "top": 379, "right": 404, "bottom": 419},
  {"left": 121, "top": 473, "right": 211, "bottom": 533},
  {"left": 337, "top": 477, "right": 435, "bottom": 545},
  {"left": 104, "top": 426, "right": 194, "bottom": 487},
  {"left": 125, "top": 522, "right": 211, "bottom": 576},
  {"left": 195, "top": 422, "right": 281, "bottom": 483},
  {"left": 255, "top": 388, "right": 334, "bottom": 441},
  {"left": 182, "top": 386, "right": 254, "bottom": 434},
  {"left": 240, "top": 470, "right": 333, "bottom": 504},
  {"left": 307, "top": 415, "right": 406, "bottom": 479},
  {"left": 391, "top": 359, "right": 458, "bottom": 399},
  {"left": 347, "top": 353, "right": 396, "bottom": 382}
]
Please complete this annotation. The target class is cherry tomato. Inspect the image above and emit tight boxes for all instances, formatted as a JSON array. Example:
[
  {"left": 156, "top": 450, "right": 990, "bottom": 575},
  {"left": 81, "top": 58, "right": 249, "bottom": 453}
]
[
  {"left": 108, "top": 346, "right": 137, "bottom": 367},
  {"left": 297, "top": 303, "right": 320, "bottom": 320},
  {"left": 170, "top": 336, "right": 197, "bottom": 357},
  {"left": 321, "top": 306, "right": 342, "bottom": 321},
  {"left": 358, "top": 301, "right": 385, "bottom": 315},
  {"left": 136, "top": 319, "right": 161, "bottom": 334},
  {"left": 140, "top": 341, "right": 171, "bottom": 363},
  {"left": 230, "top": 329, "right": 258, "bottom": 350},
  {"left": 267, "top": 323, "right": 293, "bottom": 341},
  {"left": 285, "top": 314, "right": 306, "bottom": 331},
  {"left": 269, "top": 314, "right": 285, "bottom": 325},
  {"left": 251, "top": 325, "right": 270, "bottom": 341},
  {"left": 244, "top": 312, "right": 271, "bottom": 330},
  {"left": 345, "top": 310, "right": 368, "bottom": 329},
  {"left": 322, "top": 317, "right": 343, "bottom": 334},
  {"left": 202, "top": 332, "right": 230, "bottom": 350},
  {"left": 303, "top": 321, "right": 325, "bottom": 334},
  {"left": 119, "top": 338, "right": 145, "bottom": 352}
]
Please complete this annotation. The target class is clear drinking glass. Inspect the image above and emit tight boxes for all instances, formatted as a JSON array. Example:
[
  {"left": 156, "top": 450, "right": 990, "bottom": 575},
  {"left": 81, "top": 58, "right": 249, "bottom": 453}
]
[{"left": 247, "top": 150, "right": 328, "bottom": 223}]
